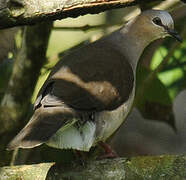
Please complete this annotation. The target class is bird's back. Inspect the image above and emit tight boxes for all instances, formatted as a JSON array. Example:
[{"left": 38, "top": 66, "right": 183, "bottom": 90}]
[{"left": 36, "top": 39, "right": 134, "bottom": 112}]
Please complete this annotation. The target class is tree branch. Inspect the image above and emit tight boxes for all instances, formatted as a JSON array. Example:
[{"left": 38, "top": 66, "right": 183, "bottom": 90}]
[
  {"left": 1, "top": 155, "right": 186, "bottom": 179},
  {"left": 53, "top": 23, "right": 123, "bottom": 32},
  {"left": 0, "top": 0, "right": 161, "bottom": 29}
]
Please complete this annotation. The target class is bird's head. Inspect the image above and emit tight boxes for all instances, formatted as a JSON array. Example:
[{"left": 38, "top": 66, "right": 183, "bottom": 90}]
[{"left": 131, "top": 9, "right": 182, "bottom": 43}]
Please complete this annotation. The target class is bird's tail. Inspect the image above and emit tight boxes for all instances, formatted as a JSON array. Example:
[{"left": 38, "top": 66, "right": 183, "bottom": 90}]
[{"left": 7, "top": 106, "right": 77, "bottom": 150}]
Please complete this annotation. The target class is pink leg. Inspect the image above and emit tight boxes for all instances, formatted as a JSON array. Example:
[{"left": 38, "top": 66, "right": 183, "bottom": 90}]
[{"left": 99, "top": 141, "right": 118, "bottom": 159}]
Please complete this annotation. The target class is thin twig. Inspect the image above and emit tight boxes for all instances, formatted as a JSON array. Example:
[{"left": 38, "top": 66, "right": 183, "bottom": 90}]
[
  {"left": 53, "top": 23, "right": 124, "bottom": 32},
  {"left": 10, "top": 148, "right": 19, "bottom": 166}
]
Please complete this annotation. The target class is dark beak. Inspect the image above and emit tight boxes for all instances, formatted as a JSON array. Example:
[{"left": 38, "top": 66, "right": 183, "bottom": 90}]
[{"left": 167, "top": 28, "right": 182, "bottom": 42}]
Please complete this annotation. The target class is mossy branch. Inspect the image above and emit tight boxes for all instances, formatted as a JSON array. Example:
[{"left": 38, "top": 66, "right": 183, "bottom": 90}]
[{"left": 1, "top": 155, "right": 186, "bottom": 179}]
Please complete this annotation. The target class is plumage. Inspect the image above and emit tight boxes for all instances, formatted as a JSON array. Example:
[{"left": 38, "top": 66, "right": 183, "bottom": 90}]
[{"left": 7, "top": 10, "right": 181, "bottom": 151}]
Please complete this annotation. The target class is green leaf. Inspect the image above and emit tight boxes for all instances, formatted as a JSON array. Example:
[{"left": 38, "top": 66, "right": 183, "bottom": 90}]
[
  {"left": 135, "top": 66, "right": 175, "bottom": 130},
  {"left": 150, "top": 38, "right": 186, "bottom": 100}
]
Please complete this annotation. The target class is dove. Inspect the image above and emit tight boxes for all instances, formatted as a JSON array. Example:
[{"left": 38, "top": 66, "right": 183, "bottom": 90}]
[{"left": 7, "top": 10, "right": 182, "bottom": 154}]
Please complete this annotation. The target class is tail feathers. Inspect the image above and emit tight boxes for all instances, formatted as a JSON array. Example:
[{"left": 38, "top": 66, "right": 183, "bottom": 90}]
[{"left": 7, "top": 106, "right": 77, "bottom": 150}]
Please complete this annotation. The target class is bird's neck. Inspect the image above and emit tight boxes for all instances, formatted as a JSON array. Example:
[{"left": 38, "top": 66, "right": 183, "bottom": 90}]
[{"left": 107, "top": 21, "right": 152, "bottom": 71}]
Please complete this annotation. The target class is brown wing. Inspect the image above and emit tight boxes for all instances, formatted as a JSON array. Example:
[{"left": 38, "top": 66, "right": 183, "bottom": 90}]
[{"left": 35, "top": 39, "right": 134, "bottom": 112}]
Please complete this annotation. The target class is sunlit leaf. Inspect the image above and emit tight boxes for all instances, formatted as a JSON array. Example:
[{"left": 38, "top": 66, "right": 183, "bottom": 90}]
[
  {"left": 0, "top": 163, "right": 54, "bottom": 180},
  {"left": 135, "top": 66, "right": 175, "bottom": 130}
]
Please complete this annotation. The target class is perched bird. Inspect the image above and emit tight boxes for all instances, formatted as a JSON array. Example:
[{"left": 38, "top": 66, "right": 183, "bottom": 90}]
[{"left": 8, "top": 10, "right": 182, "bottom": 153}]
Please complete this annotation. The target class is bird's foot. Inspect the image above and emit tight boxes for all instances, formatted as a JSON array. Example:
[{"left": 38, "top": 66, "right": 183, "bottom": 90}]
[
  {"left": 98, "top": 141, "right": 118, "bottom": 159},
  {"left": 99, "top": 152, "right": 118, "bottom": 159}
]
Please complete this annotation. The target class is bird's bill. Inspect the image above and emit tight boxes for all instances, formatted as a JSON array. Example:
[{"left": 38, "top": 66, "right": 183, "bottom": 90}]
[{"left": 167, "top": 29, "right": 182, "bottom": 42}]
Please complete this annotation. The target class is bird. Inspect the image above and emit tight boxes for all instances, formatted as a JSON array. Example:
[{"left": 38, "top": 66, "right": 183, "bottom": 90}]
[{"left": 7, "top": 9, "right": 182, "bottom": 154}]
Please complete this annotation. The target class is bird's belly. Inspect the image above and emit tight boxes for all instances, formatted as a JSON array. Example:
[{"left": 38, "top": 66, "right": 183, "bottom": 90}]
[
  {"left": 47, "top": 87, "right": 135, "bottom": 151},
  {"left": 46, "top": 120, "right": 96, "bottom": 151}
]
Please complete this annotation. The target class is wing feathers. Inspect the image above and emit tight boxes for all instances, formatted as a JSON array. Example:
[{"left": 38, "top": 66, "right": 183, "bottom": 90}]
[{"left": 7, "top": 106, "right": 77, "bottom": 150}]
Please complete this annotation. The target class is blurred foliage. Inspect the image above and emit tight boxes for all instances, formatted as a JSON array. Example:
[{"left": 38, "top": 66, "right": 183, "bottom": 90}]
[
  {"left": 0, "top": 59, "right": 13, "bottom": 101},
  {"left": 154, "top": 38, "right": 186, "bottom": 99},
  {"left": 136, "top": 67, "right": 172, "bottom": 106},
  {"left": 136, "top": 66, "right": 175, "bottom": 129},
  {"left": 0, "top": 28, "right": 17, "bottom": 101}
]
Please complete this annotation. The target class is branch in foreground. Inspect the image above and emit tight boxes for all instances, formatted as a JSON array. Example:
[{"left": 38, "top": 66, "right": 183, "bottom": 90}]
[
  {"left": 0, "top": 0, "right": 160, "bottom": 29},
  {"left": 1, "top": 155, "right": 186, "bottom": 179}
]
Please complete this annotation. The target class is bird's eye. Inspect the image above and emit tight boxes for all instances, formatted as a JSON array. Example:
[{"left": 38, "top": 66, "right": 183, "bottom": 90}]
[{"left": 152, "top": 17, "right": 162, "bottom": 26}]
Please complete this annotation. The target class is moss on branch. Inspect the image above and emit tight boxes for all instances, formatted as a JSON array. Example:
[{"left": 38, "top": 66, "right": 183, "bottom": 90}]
[{"left": 1, "top": 155, "right": 186, "bottom": 179}]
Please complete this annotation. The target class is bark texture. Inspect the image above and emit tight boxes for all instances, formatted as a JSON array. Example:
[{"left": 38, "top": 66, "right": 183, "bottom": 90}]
[
  {"left": 1, "top": 155, "right": 186, "bottom": 179},
  {"left": 0, "top": 0, "right": 161, "bottom": 29}
]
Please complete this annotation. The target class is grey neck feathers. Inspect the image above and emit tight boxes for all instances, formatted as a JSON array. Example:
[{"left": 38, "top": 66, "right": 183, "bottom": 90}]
[{"left": 107, "top": 19, "right": 154, "bottom": 71}]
